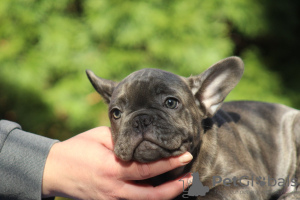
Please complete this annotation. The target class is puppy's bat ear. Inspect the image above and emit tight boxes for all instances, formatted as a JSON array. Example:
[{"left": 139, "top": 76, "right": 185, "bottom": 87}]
[
  {"left": 187, "top": 57, "right": 244, "bottom": 116},
  {"left": 86, "top": 70, "right": 117, "bottom": 104}
]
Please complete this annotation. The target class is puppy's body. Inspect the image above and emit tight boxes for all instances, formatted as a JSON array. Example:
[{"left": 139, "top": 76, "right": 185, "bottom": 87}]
[
  {"left": 87, "top": 57, "right": 300, "bottom": 199},
  {"left": 191, "top": 101, "right": 300, "bottom": 199}
]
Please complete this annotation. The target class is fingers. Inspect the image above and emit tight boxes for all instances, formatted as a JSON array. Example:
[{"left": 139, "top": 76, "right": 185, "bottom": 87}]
[
  {"left": 118, "top": 152, "right": 193, "bottom": 180},
  {"left": 122, "top": 172, "right": 193, "bottom": 200}
]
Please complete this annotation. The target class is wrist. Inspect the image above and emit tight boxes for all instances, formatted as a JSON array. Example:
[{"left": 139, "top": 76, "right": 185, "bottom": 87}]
[{"left": 42, "top": 142, "right": 61, "bottom": 198}]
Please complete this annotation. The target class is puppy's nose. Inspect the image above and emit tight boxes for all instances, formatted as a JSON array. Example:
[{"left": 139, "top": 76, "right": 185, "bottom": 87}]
[{"left": 132, "top": 114, "right": 153, "bottom": 131}]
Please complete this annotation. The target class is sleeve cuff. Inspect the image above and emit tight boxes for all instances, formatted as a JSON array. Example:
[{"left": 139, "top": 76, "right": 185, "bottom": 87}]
[{"left": 0, "top": 120, "right": 59, "bottom": 200}]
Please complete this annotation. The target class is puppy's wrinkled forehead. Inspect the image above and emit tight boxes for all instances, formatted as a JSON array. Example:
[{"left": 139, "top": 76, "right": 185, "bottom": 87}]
[{"left": 110, "top": 68, "right": 188, "bottom": 108}]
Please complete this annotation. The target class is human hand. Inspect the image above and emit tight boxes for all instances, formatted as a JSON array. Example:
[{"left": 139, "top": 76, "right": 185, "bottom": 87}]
[{"left": 42, "top": 127, "right": 193, "bottom": 200}]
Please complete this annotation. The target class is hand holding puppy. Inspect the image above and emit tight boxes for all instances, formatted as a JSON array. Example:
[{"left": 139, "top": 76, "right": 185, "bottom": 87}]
[{"left": 42, "top": 127, "right": 193, "bottom": 200}]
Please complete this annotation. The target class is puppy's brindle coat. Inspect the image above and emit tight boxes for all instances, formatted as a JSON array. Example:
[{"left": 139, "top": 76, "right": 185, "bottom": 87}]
[{"left": 87, "top": 57, "right": 300, "bottom": 199}]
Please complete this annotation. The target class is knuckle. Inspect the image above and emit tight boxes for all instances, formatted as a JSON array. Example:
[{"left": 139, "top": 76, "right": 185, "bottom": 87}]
[
  {"left": 113, "top": 166, "right": 123, "bottom": 180},
  {"left": 168, "top": 156, "right": 177, "bottom": 169},
  {"left": 137, "top": 163, "right": 151, "bottom": 178}
]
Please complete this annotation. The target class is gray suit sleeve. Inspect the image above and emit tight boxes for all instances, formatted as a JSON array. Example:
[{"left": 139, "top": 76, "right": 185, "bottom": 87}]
[{"left": 0, "top": 120, "right": 59, "bottom": 200}]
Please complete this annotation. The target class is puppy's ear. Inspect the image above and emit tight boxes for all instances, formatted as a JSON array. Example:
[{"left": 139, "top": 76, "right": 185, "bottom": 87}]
[
  {"left": 86, "top": 70, "right": 117, "bottom": 104},
  {"left": 187, "top": 57, "right": 244, "bottom": 116}
]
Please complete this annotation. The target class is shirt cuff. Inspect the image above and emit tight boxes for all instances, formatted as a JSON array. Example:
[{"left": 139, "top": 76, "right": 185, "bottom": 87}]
[{"left": 0, "top": 120, "right": 58, "bottom": 200}]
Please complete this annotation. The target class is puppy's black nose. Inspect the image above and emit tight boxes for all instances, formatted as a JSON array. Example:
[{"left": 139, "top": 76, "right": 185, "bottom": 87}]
[{"left": 132, "top": 114, "right": 153, "bottom": 131}]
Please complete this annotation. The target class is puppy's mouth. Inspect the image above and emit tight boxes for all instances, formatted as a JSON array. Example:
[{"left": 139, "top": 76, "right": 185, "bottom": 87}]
[
  {"left": 114, "top": 127, "right": 191, "bottom": 163},
  {"left": 132, "top": 138, "right": 187, "bottom": 163},
  {"left": 133, "top": 140, "right": 170, "bottom": 162}
]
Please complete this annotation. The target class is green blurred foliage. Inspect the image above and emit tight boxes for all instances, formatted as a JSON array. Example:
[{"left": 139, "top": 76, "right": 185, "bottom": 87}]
[
  {"left": 0, "top": 0, "right": 299, "bottom": 199},
  {"left": 1, "top": 0, "right": 300, "bottom": 141}
]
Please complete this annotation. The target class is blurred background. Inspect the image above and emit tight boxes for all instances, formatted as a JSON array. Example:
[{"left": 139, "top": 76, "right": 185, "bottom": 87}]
[
  {"left": 1, "top": 0, "right": 300, "bottom": 143},
  {"left": 0, "top": 0, "right": 299, "bottom": 198}
]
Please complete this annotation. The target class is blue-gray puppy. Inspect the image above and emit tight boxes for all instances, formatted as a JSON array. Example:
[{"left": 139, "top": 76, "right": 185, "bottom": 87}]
[{"left": 87, "top": 57, "right": 300, "bottom": 200}]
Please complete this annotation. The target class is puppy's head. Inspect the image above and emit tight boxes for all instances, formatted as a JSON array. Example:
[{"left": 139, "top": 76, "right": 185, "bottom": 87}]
[{"left": 87, "top": 57, "right": 244, "bottom": 163}]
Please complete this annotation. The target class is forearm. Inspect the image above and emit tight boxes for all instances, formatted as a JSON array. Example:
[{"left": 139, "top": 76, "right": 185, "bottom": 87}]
[{"left": 0, "top": 120, "right": 58, "bottom": 200}]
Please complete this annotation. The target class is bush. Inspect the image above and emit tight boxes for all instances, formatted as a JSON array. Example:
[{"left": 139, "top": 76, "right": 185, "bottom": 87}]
[{"left": 0, "top": 0, "right": 299, "bottom": 140}]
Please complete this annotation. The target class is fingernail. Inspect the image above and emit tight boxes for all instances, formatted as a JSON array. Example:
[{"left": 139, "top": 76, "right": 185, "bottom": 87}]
[{"left": 179, "top": 152, "right": 193, "bottom": 164}]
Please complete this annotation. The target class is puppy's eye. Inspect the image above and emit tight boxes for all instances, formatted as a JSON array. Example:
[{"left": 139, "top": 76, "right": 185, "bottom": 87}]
[
  {"left": 165, "top": 98, "right": 179, "bottom": 109},
  {"left": 112, "top": 109, "right": 122, "bottom": 119}
]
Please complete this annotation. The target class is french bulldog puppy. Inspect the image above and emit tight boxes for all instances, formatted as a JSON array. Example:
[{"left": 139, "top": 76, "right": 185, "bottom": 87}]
[{"left": 86, "top": 57, "right": 300, "bottom": 200}]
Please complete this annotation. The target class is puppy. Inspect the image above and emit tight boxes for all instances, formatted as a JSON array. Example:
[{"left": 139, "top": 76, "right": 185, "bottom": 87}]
[{"left": 87, "top": 57, "right": 300, "bottom": 199}]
